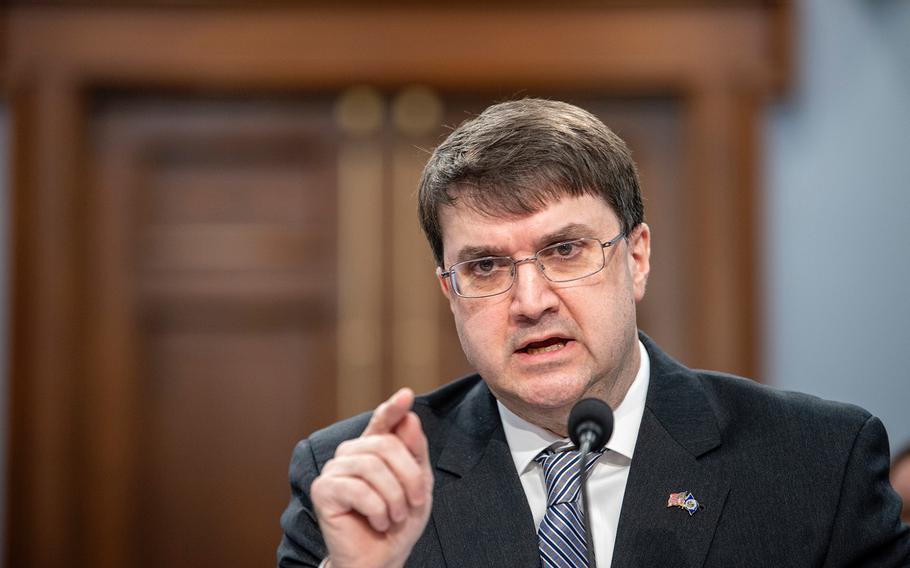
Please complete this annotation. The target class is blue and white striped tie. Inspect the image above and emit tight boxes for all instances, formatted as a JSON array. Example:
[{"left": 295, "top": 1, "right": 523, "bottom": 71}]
[{"left": 535, "top": 447, "right": 604, "bottom": 568}]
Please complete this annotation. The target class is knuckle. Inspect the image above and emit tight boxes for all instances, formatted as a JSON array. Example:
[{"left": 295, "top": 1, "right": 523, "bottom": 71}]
[
  {"left": 358, "top": 490, "right": 385, "bottom": 516},
  {"left": 379, "top": 433, "right": 407, "bottom": 454},
  {"left": 309, "top": 474, "right": 333, "bottom": 503},
  {"left": 375, "top": 434, "right": 399, "bottom": 454},
  {"left": 362, "top": 453, "right": 384, "bottom": 471},
  {"left": 334, "top": 439, "right": 354, "bottom": 456},
  {"left": 320, "top": 457, "right": 340, "bottom": 474}
]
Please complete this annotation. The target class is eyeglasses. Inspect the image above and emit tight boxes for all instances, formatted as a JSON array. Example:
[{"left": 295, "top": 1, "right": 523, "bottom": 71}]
[{"left": 441, "top": 232, "right": 626, "bottom": 298}]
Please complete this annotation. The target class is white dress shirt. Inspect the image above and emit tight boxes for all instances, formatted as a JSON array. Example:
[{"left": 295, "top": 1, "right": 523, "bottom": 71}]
[{"left": 498, "top": 340, "right": 650, "bottom": 568}]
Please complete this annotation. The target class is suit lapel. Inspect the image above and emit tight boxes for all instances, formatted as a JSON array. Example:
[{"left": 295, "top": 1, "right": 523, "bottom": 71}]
[
  {"left": 612, "top": 336, "right": 730, "bottom": 568},
  {"left": 429, "top": 381, "right": 540, "bottom": 567}
]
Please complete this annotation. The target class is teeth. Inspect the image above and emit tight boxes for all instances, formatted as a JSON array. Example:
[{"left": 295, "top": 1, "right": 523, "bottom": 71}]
[{"left": 526, "top": 341, "right": 566, "bottom": 355}]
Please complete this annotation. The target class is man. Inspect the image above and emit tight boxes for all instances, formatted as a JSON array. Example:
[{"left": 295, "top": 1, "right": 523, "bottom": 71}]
[
  {"left": 278, "top": 99, "right": 909, "bottom": 567},
  {"left": 893, "top": 446, "right": 910, "bottom": 525}
]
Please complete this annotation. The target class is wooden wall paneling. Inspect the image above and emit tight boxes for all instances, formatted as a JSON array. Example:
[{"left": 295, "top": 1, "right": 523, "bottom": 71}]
[
  {"left": 732, "top": 87, "right": 765, "bottom": 379},
  {"left": 684, "top": 78, "right": 759, "bottom": 375},
  {"left": 0, "top": 7, "right": 7, "bottom": 90},
  {"left": 7, "top": 75, "right": 87, "bottom": 567},
  {"left": 4, "top": 82, "right": 33, "bottom": 568},
  {"left": 335, "top": 87, "right": 387, "bottom": 418},
  {"left": 82, "top": 96, "right": 144, "bottom": 568},
  {"left": 6, "top": 6, "right": 781, "bottom": 91},
  {"left": 389, "top": 87, "right": 446, "bottom": 395}
]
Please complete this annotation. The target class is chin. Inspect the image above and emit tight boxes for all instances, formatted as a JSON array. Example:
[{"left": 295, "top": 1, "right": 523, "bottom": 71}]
[{"left": 514, "top": 375, "right": 588, "bottom": 411}]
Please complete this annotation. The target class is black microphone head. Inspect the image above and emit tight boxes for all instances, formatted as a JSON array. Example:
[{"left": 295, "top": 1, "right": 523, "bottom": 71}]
[{"left": 568, "top": 398, "right": 614, "bottom": 451}]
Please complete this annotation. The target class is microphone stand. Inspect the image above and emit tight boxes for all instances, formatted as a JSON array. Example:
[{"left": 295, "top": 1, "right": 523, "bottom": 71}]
[
  {"left": 577, "top": 430, "right": 597, "bottom": 568},
  {"left": 568, "top": 398, "right": 612, "bottom": 568}
]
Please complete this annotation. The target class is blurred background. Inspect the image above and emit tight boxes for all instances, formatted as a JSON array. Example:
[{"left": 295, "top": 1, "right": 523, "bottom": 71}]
[{"left": 0, "top": 0, "right": 907, "bottom": 566}]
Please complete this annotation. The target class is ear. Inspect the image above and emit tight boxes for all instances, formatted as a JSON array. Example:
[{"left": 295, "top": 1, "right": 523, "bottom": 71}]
[
  {"left": 436, "top": 266, "right": 453, "bottom": 301},
  {"left": 627, "top": 223, "right": 651, "bottom": 302}
]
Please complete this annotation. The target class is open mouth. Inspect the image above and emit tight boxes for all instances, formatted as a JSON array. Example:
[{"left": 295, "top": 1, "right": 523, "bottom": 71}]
[{"left": 517, "top": 337, "right": 572, "bottom": 356}]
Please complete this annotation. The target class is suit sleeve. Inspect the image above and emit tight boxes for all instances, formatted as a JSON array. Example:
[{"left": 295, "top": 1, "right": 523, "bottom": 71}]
[
  {"left": 822, "top": 415, "right": 910, "bottom": 567},
  {"left": 277, "top": 439, "right": 328, "bottom": 568}
]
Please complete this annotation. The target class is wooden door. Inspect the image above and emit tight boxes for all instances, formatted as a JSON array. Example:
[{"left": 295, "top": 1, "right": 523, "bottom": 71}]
[{"left": 87, "top": 97, "right": 341, "bottom": 567}]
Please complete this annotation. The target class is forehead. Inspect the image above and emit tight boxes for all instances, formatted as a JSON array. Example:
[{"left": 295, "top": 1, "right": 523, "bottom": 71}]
[{"left": 438, "top": 194, "right": 619, "bottom": 262}]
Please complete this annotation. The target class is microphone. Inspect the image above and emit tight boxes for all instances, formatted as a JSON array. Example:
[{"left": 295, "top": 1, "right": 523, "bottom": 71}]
[
  {"left": 568, "top": 398, "right": 614, "bottom": 568},
  {"left": 569, "top": 398, "right": 614, "bottom": 452}
]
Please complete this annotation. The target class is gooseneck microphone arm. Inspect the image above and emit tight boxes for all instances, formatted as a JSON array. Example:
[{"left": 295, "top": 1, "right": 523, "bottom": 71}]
[
  {"left": 577, "top": 430, "right": 597, "bottom": 568},
  {"left": 568, "top": 399, "right": 614, "bottom": 568}
]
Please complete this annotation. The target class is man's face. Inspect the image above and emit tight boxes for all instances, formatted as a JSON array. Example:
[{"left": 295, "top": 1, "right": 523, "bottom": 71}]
[{"left": 437, "top": 193, "right": 651, "bottom": 431}]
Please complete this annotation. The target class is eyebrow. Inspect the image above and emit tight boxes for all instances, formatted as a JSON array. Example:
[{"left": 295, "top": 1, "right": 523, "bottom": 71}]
[
  {"left": 451, "top": 222, "right": 600, "bottom": 265},
  {"left": 453, "top": 245, "right": 508, "bottom": 264},
  {"left": 535, "top": 223, "right": 598, "bottom": 248}
]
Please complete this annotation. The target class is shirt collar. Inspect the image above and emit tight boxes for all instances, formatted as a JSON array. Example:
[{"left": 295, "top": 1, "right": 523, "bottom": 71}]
[{"left": 498, "top": 339, "right": 650, "bottom": 474}]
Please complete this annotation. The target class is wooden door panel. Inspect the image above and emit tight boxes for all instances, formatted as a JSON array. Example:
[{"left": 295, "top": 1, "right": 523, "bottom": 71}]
[
  {"left": 90, "top": 98, "right": 339, "bottom": 568},
  {"left": 138, "top": 330, "right": 330, "bottom": 568}
]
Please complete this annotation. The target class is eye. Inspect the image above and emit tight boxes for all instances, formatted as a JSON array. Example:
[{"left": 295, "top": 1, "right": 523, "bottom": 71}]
[
  {"left": 550, "top": 240, "right": 584, "bottom": 258},
  {"left": 554, "top": 242, "right": 577, "bottom": 256},
  {"left": 473, "top": 258, "right": 496, "bottom": 274},
  {"left": 465, "top": 257, "right": 509, "bottom": 278}
]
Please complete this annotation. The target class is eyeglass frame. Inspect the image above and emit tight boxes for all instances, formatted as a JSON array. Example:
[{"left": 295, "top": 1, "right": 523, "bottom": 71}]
[{"left": 439, "top": 231, "right": 627, "bottom": 299}]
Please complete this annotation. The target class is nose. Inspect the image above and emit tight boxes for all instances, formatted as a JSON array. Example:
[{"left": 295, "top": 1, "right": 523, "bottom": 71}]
[{"left": 508, "top": 259, "right": 559, "bottom": 322}]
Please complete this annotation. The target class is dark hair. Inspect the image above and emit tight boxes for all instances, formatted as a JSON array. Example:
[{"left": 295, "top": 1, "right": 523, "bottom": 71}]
[{"left": 417, "top": 98, "right": 644, "bottom": 267}]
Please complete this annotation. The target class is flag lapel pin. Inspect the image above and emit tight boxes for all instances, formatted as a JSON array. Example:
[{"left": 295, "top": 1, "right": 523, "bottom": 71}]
[{"left": 667, "top": 491, "right": 701, "bottom": 516}]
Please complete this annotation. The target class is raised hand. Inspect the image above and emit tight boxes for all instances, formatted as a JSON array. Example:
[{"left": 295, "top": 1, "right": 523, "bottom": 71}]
[{"left": 310, "top": 389, "right": 433, "bottom": 568}]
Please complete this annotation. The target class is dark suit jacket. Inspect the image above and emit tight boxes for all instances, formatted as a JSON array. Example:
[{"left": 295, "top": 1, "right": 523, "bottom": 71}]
[{"left": 278, "top": 334, "right": 910, "bottom": 567}]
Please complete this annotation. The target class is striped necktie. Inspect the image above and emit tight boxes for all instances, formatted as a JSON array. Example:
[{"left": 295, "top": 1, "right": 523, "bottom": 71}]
[{"left": 535, "top": 446, "right": 605, "bottom": 568}]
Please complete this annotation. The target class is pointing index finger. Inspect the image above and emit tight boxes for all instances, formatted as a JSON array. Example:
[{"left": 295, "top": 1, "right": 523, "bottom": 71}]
[{"left": 363, "top": 388, "right": 414, "bottom": 436}]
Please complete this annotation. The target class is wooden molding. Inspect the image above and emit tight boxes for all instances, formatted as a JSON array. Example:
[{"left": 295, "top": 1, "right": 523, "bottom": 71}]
[{"left": 7, "top": 5, "right": 786, "bottom": 93}]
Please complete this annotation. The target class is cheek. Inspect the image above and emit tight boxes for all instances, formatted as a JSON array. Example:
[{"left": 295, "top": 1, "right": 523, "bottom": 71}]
[
  {"left": 569, "top": 285, "right": 635, "bottom": 338},
  {"left": 452, "top": 304, "right": 500, "bottom": 359}
]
